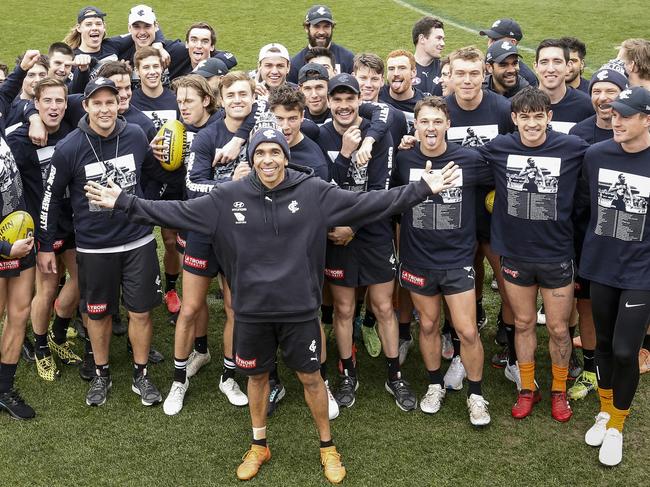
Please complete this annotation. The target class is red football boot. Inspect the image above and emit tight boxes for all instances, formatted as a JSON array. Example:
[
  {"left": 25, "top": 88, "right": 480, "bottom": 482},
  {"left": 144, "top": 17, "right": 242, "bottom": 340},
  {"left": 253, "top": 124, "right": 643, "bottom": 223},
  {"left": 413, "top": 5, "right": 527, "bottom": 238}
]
[
  {"left": 511, "top": 389, "right": 542, "bottom": 419},
  {"left": 550, "top": 391, "right": 573, "bottom": 422}
]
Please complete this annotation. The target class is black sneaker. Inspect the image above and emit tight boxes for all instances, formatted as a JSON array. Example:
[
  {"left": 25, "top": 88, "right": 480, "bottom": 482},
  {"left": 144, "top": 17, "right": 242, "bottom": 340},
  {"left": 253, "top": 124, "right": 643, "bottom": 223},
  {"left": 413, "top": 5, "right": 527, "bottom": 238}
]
[
  {"left": 86, "top": 375, "right": 112, "bottom": 406},
  {"left": 385, "top": 378, "right": 417, "bottom": 411},
  {"left": 73, "top": 315, "right": 87, "bottom": 340},
  {"left": 112, "top": 313, "right": 127, "bottom": 336},
  {"left": 267, "top": 380, "right": 286, "bottom": 417},
  {"left": 334, "top": 372, "right": 358, "bottom": 408},
  {"left": 494, "top": 324, "right": 508, "bottom": 347},
  {"left": 21, "top": 337, "right": 35, "bottom": 363},
  {"left": 476, "top": 302, "right": 487, "bottom": 331},
  {"left": 491, "top": 346, "right": 508, "bottom": 368},
  {"left": 127, "top": 341, "right": 165, "bottom": 364},
  {"left": 0, "top": 388, "right": 36, "bottom": 420},
  {"left": 132, "top": 374, "right": 162, "bottom": 406},
  {"left": 79, "top": 350, "right": 96, "bottom": 381}
]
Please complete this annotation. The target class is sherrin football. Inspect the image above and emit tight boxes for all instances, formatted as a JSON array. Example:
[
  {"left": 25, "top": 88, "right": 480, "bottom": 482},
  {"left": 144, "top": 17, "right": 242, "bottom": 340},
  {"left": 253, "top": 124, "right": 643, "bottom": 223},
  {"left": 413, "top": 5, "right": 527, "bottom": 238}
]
[
  {"left": 485, "top": 190, "right": 495, "bottom": 214},
  {"left": 156, "top": 119, "right": 186, "bottom": 171},
  {"left": 0, "top": 210, "right": 34, "bottom": 257}
]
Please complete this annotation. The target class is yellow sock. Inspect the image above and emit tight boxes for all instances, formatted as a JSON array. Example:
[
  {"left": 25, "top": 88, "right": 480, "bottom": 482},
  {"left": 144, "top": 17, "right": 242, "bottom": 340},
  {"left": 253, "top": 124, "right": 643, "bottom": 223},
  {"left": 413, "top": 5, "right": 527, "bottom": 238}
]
[
  {"left": 598, "top": 388, "right": 614, "bottom": 416},
  {"left": 607, "top": 405, "right": 630, "bottom": 432},
  {"left": 519, "top": 361, "right": 535, "bottom": 391},
  {"left": 551, "top": 364, "right": 568, "bottom": 392}
]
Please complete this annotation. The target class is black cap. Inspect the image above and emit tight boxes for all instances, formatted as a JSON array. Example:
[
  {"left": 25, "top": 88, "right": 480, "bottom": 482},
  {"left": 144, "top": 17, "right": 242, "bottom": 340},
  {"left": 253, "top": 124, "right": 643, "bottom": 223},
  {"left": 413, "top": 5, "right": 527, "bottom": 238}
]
[
  {"left": 298, "top": 63, "right": 329, "bottom": 85},
  {"left": 486, "top": 40, "right": 521, "bottom": 63},
  {"left": 77, "top": 6, "right": 106, "bottom": 23},
  {"left": 479, "top": 18, "right": 523, "bottom": 41},
  {"left": 606, "top": 86, "right": 650, "bottom": 116},
  {"left": 248, "top": 128, "right": 291, "bottom": 162},
  {"left": 305, "top": 5, "right": 334, "bottom": 25},
  {"left": 83, "top": 77, "right": 119, "bottom": 100},
  {"left": 327, "top": 73, "right": 359, "bottom": 95},
  {"left": 194, "top": 58, "right": 229, "bottom": 78},
  {"left": 588, "top": 69, "right": 628, "bottom": 94}
]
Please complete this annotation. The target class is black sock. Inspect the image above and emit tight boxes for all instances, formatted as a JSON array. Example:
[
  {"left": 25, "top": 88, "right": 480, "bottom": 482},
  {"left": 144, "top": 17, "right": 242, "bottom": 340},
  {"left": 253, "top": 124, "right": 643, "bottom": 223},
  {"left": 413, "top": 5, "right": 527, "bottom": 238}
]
[
  {"left": 133, "top": 362, "right": 147, "bottom": 379},
  {"left": 320, "top": 439, "right": 334, "bottom": 448},
  {"left": 363, "top": 309, "right": 376, "bottom": 327},
  {"left": 386, "top": 356, "right": 400, "bottom": 382},
  {"left": 569, "top": 325, "right": 576, "bottom": 338},
  {"left": 354, "top": 300, "right": 363, "bottom": 320},
  {"left": 582, "top": 349, "right": 595, "bottom": 373},
  {"left": 194, "top": 335, "right": 208, "bottom": 354},
  {"left": 0, "top": 362, "right": 18, "bottom": 393},
  {"left": 321, "top": 305, "right": 333, "bottom": 325},
  {"left": 441, "top": 319, "right": 452, "bottom": 334},
  {"left": 450, "top": 327, "right": 461, "bottom": 358},
  {"left": 269, "top": 359, "right": 280, "bottom": 383},
  {"left": 95, "top": 363, "right": 110, "bottom": 377},
  {"left": 252, "top": 438, "right": 267, "bottom": 447},
  {"left": 643, "top": 334, "right": 650, "bottom": 350},
  {"left": 165, "top": 273, "right": 179, "bottom": 293},
  {"left": 320, "top": 362, "right": 328, "bottom": 381},
  {"left": 34, "top": 332, "right": 50, "bottom": 358},
  {"left": 223, "top": 356, "right": 236, "bottom": 380},
  {"left": 505, "top": 324, "right": 517, "bottom": 366},
  {"left": 467, "top": 379, "right": 482, "bottom": 397},
  {"left": 399, "top": 322, "right": 412, "bottom": 340},
  {"left": 427, "top": 368, "right": 443, "bottom": 386},
  {"left": 52, "top": 314, "right": 71, "bottom": 344},
  {"left": 340, "top": 357, "right": 355, "bottom": 377},
  {"left": 174, "top": 356, "right": 188, "bottom": 383}
]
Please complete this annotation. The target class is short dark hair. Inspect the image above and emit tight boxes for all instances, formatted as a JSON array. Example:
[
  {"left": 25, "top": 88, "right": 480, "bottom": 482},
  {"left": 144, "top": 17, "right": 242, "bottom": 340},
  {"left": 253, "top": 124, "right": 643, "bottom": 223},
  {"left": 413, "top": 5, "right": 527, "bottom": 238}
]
[
  {"left": 269, "top": 84, "right": 305, "bottom": 113},
  {"left": 353, "top": 53, "right": 384, "bottom": 76},
  {"left": 560, "top": 37, "right": 587, "bottom": 60},
  {"left": 535, "top": 39, "right": 569, "bottom": 63},
  {"left": 16, "top": 53, "right": 49, "bottom": 72},
  {"left": 414, "top": 95, "right": 449, "bottom": 120},
  {"left": 97, "top": 61, "right": 131, "bottom": 78},
  {"left": 48, "top": 42, "right": 74, "bottom": 58},
  {"left": 510, "top": 86, "right": 551, "bottom": 114},
  {"left": 412, "top": 16, "right": 444, "bottom": 46},
  {"left": 185, "top": 22, "right": 216, "bottom": 47},
  {"left": 305, "top": 47, "right": 336, "bottom": 66}
]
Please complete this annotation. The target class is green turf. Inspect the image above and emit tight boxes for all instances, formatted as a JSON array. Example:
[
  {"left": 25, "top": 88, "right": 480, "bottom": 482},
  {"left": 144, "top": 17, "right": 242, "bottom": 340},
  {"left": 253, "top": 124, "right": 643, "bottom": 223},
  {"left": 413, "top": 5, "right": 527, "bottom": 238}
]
[{"left": 1, "top": 1, "right": 649, "bottom": 485}]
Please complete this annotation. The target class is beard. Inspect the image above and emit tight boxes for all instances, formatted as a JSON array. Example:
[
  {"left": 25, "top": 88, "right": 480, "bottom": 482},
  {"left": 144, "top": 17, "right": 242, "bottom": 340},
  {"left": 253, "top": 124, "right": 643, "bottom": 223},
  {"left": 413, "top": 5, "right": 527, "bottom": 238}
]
[{"left": 308, "top": 32, "right": 331, "bottom": 48}]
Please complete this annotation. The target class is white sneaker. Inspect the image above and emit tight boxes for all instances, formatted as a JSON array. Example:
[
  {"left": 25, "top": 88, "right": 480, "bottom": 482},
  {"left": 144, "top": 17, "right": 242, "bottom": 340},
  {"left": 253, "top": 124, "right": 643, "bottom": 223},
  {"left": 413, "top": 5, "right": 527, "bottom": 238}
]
[
  {"left": 186, "top": 349, "right": 211, "bottom": 378},
  {"left": 398, "top": 338, "right": 413, "bottom": 366},
  {"left": 325, "top": 380, "right": 339, "bottom": 420},
  {"left": 467, "top": 394, "right": 491, "bottom": 426},
  {"left": 219, "top": 376, "right": 248, "bottom": 406},
  {"left": 420, "top": 384, "right": 446, "bottom": 414},
  {"left": 441, "top": 333, "right": 454, "bottom": 361},
  {"left": 599, "top": 428, "right": 623, "bottom": 466},
  {"left": 444, "top": 356, "right": 466, "bottom": 390},
  {"left": 536, "top": 305, "right": 546, "bottom": 325},
  {"left": 163, "top": 379, "right": 189, "bottom": 416},
  {"left": 504, "top": 362, "right": 522, "bottom": 391},
  {"left": 585, "top": 412, "right": 611, "bottom": 447}
]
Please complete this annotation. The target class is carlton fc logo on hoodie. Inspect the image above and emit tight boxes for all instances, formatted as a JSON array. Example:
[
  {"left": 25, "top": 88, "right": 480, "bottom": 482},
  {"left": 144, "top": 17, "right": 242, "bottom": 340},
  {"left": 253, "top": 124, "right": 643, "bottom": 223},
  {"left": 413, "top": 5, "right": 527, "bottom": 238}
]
[{"left": 288, "top": 200, "right": 300, "bottom": 213}]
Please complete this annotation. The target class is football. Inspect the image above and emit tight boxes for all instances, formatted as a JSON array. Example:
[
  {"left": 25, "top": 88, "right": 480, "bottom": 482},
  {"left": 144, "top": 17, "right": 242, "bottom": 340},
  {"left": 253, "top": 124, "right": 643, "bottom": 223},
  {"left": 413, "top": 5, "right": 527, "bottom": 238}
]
[
  {"left": 485, "top": 190, "right": 495, "bottom": 214},
  {"left": 156, "top": 119, "right": 186, "bottom": 171},
  {"left": 0, "top": 210, "right": 35, "bottom": 257}
]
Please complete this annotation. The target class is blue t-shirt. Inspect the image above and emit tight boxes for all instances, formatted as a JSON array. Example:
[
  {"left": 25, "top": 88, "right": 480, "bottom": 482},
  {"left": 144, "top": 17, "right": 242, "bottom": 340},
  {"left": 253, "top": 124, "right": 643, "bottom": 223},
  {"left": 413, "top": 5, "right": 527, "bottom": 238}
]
[
  {"left": 290, "top": 136, "right": 329, "bottom": 181},
  {"left": 414, "top": 60, "right": 443, "bottom": 96},
  {"left": 569, "top": 115, "right": 612, "bottom": 145},
  {"left": 548, "top": 87, "right": 595, "bottom": 134},
  {"left": 130, "top": 88, "right": 179, "bottom": 131}
]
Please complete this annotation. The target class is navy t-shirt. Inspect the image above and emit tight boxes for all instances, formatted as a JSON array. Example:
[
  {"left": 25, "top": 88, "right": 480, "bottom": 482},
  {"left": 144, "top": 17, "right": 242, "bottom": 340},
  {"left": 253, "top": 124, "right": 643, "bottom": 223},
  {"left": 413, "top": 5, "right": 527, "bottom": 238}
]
[
  {"left": 378, "top": 85, "right": 428, "bottom": 133},
  {"left": 130, "top": 88, "right": 179, "bottom": 130},
  {"left": 288, "top": 42, "right": 355, "bottom": 84},
  {"left": 548, "top": 87, "right": 595, "bottom": 134},
  {"left": 290, "top": 136, "right": 329, "bottom": 181},
  {"left": 445, "top": 90, "right": 514, "bottom": 146},
  {"left": 414, "top": 60, "right": 443, "bottom": 97},
  {"left": 569, "top": 115, "right": 612, "bottom": 145}
]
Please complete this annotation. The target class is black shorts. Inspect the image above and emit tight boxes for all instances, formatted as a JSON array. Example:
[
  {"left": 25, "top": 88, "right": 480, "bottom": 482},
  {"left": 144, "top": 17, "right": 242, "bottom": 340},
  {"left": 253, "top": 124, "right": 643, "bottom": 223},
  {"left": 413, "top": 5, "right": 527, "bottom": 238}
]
[
  {"left": 77, "top": 239, "right": 162, "bottom": 320},
  {"left": 325, "top": 242, "right": 395, "bottom": 287},
  {"left": 175, "top": 231, "right": 187, "bottom": 254},
  {"left": 233, "top": 318, "right": 322, "bottom": 375},
  {"left": 51, "top": 234, "right": 76, "bottom": 256},
  {"left": 182, "top": 232, "right": 221, "bottom": 278},
  {"left": 501, "top": 256, "right": 574, "bottom": 289},
  {"left": 0, "top": 251, "right": 35, "bottom": 278},
  {"left": 574, "top": 275, "right": 591, "bottom": 300},
  {"left": 475, "top": 186, "right": 492, "bottom": 243},
  {"left": 398, "top": 262, "right": 475, "bottom": 297}
]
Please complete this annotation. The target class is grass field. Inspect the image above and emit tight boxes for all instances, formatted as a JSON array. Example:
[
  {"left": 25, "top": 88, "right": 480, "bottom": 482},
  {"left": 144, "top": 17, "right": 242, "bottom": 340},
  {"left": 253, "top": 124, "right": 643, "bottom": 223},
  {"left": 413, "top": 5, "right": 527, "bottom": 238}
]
[{"left": 1, "top": 1, "right": 649, "bottom": 486}]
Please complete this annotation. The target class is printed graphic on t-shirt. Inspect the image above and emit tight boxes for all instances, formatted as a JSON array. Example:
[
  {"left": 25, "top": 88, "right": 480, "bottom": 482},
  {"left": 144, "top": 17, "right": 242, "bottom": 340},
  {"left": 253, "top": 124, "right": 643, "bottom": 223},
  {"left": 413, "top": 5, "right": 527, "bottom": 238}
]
[
  {"left": 328, "top": 150, "right": 367, "bottom": 192},
  {"left": 505, "top": 155, "right": 560, "bottom": 221},
  {"left": 0, "top": 137, "right": 23, "bottom": 215},
  {"left": 84, "top": 154, "right": 136, "bottom": 212},
  {"left": 214, "top": 144, "right": 248, "bottom": 183},
  {"left": 595, "top": 168, "right": 648, "bottom": 242},
  {"left": 409, "top": 167, "right": 463, "bottom": 230},
  {"left": 447, "top": 125, "right": 498, "bottom": 148},
  {"left": 36, "top": 146, "right": 55, "bottom": 188},
  {"left": 142, "top": 110, "right": 177, "bottom": 131}
]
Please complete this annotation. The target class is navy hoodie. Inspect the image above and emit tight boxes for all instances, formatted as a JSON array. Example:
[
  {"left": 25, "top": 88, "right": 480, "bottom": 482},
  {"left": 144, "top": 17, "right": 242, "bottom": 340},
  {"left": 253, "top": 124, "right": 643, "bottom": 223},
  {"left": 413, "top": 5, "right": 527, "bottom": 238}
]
[{"left": 114, "top": 164, "right": 433, "bottom": 323}]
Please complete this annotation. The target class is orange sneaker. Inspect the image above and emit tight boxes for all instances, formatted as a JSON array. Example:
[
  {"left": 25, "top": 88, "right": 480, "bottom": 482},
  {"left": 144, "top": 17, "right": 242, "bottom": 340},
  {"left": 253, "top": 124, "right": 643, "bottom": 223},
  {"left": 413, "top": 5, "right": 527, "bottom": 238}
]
[
  {"left": 639, "top": 348, "right": 650, "bottom": 374},
  {"left": 320, "top": 446, "right": 346, "bottom": 484},
  {"left": 236, "top": 444, "right": 271, "bottom": 481}
]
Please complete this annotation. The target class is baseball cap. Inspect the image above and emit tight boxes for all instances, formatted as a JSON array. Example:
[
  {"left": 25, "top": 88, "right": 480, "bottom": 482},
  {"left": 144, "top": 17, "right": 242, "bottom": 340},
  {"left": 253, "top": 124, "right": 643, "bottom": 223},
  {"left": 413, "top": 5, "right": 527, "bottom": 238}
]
[
  {"left": 83, "top": 77, "right": 119, "bottom": 100},
  {"left": 248, "top": 128, "right": 291, "bottom": 163},
  {"left": 298, "top": 63, "right": 329, "bottom": 84},
  {"left": 258, "top": 43, "right": 290, "bottom": 63},
  {"left": 328, "top": 73, "right": 359, "bottom": 95},
  {"left": 479, "top": 18, "right": 523, "bottom": 41},
  {"left": 305, "top": 5, "right": 335, "bottom": 25},
  {"left": 77, "top": 6, "right": 106, "bottom": 23},
  {"left": 486, "top": 41, "right": 521, "bottom": 63},
  {"left": 194, "top": 58, "right": 229, "bottom": 78},
  {"left": 606, "top": 86, "right": 650, "bottom": 116},
  {"left": 128, "top": 5, "right": 156, "bottom": 26},
  {"left": 588, "top": 68, "right": 628, "bottom": 94}
]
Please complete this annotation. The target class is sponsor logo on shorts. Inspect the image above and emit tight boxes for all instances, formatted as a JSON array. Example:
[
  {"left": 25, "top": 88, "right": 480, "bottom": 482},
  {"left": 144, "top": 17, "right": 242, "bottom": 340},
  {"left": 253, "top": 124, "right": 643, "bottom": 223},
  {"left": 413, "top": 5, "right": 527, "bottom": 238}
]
[
  {"left": 176, "top": 234, "right": 186, "bottom": 248},
  {"left": 87, "top": 303, "right": 107, "bottom": 314},
  {"left": 0, "top": 259, "right": 20, "bottom": 271},
  {"left": 53, "top": 239, "right": 65, "bottom": 251},
  {"left": 235, "top": 354, "right": 257, "bottom": 369},
  {"left": 325, "top": 268, "right": 344, "bottom": 279},
  {"left": 502, "top": 267, "right": 519, "bottom": 279},
  {"left": 184, "top": 255, "right": 208, "bottom": 270},
  {"left": 464, "top": 266, "right": 475, "bottom": 280},
  {"left": 401, "top": 270, "right": 425, "bottom": 287}
]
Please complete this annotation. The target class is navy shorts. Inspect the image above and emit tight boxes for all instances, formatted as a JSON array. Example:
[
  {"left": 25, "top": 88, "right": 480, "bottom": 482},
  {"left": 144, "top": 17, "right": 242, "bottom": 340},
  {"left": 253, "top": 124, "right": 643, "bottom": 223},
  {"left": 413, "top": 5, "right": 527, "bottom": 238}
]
[
  {"left": 182, "top": 231, "right": 221, "bottom": 278},
  {"left": 325, "top": 242, "right": 396, "bottom": 288},
  {"left": 501, "top": 256, "right": 574, "bottom": 289},
  {"left": 398, "top": 262, "right": 475, "bottom": 297},
  {"left": 0, "top": 251, "right": 35, "bottom": 278}
]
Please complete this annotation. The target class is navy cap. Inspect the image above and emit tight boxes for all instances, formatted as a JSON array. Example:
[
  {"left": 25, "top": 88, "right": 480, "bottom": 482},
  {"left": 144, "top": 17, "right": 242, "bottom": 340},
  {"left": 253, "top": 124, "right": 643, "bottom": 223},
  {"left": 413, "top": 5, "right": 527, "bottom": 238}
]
[
  {"left": 248, "top": 128, "right": 291, "bottom": 162},
  {"left": 77, "top": 6, "right": 106, "bottom": 23},
  {"left": 298, "top": 62, "right": 329, "bottom": 85},
  {"left": 606, "top": 86, "right": 650, "bottom": 116},
  {"left": 588, "top": 68, "right": 628, "bottom": 94},
  {"left": 305, "top": 5, "right": 334, "bottom": 25},
  {"left": 194, "top": 57, "right": 229, "bottom": 78},
  {"left": 480, "top": 18, "right": 523, "bottom": 41},
  {"left": 83, "top": 77, "right": 118, "bottom": 100},
  {"left": 327, "top": 73, "right": 359, "bottom": 95},
  {"left": 486, "top": 40, "right": 521, "bottom": 63}
]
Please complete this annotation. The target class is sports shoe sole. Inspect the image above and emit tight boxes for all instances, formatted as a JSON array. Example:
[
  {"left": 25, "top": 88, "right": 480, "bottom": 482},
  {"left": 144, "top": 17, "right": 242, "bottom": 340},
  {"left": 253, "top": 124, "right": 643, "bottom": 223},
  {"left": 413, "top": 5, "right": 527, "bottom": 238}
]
[{"left": 131, "top": 384, "right": 162, "bottom": 406}]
